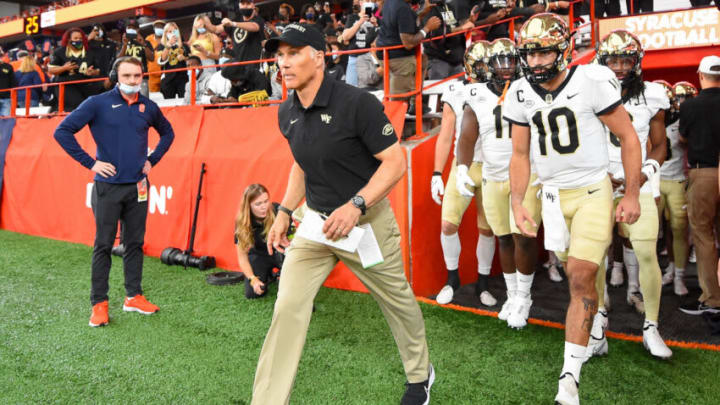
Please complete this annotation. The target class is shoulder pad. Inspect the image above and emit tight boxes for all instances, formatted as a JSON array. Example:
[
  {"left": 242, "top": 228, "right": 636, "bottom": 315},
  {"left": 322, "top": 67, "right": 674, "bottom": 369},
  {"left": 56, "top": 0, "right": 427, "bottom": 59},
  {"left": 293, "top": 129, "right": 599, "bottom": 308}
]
[{"left": 582, "top": 64, "right": 617, "bottom": 82}]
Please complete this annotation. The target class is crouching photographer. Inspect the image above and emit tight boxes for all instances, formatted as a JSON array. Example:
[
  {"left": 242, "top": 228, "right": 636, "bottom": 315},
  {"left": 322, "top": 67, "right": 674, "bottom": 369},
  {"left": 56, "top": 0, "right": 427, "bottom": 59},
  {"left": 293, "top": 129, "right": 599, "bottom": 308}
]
[{"left": 234, "top": 184, "right": 289, "bottom": 299}]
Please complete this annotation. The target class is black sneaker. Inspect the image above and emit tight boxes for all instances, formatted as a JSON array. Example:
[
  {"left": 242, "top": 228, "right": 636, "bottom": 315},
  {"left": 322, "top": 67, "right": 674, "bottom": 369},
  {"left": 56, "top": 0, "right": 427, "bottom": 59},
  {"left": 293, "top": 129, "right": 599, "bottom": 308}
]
[
  {"left": 400, "top": 364, "right": 435, "bottom": 405},
  {"left": 679, "top": 300, "right": 720, "bottom": 315}
]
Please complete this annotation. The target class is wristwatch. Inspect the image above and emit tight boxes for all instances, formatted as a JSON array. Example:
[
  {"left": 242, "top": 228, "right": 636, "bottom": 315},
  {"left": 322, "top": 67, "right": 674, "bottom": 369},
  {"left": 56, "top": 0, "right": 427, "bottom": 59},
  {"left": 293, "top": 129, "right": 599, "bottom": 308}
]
[{"left": 350, "top": 195, "right": 366, "bottom": 215}]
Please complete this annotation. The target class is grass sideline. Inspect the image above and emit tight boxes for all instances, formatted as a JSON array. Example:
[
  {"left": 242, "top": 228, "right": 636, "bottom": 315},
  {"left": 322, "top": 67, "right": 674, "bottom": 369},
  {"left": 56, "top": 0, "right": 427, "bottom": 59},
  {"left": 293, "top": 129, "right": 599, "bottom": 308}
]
[{"left": 1, "top": 229, "right": 718, "bottom": 404}]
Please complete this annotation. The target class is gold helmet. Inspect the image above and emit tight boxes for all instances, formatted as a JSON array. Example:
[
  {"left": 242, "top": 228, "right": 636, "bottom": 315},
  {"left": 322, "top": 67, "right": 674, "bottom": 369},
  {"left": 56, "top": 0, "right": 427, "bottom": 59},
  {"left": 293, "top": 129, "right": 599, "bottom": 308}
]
[
  {"left": 653, "top": 80, "right": 675, "bottom": 103},
  {"left": 488, "top": 38, "right": 520, "bottom": 85},
  {"left": 673, "top": 81, "right": 698, "bottom": 102},
  {"left": 517, "top": 13, "right": 572, "bottom": 84},
  {"left": 464, "top": 40, "right": 492, "bottom": 82},
  {"left": 596, "top": 30, "right": 644, "bottom": 84}
]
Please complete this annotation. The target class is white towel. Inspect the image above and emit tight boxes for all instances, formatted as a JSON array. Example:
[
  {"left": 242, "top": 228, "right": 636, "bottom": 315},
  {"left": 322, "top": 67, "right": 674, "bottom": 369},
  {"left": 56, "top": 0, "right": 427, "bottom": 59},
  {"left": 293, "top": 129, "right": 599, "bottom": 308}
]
[{"left": 540, "top": 185, "right": 571, "bottom": 253}]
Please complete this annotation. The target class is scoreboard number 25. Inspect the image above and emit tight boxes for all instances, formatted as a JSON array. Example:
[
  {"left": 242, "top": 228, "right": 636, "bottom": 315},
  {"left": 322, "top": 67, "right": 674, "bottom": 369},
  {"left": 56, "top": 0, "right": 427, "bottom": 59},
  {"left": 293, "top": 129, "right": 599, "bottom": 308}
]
[{"left": 24, "top": 15, "right": 40, "bottom": 35}]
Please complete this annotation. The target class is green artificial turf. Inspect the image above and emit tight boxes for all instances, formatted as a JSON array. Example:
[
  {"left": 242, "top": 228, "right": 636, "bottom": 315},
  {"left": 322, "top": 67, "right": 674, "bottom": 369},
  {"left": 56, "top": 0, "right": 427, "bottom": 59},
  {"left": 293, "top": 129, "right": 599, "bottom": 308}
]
[{"left": 1, "top": 229, "right": 718, "bottom": 404}]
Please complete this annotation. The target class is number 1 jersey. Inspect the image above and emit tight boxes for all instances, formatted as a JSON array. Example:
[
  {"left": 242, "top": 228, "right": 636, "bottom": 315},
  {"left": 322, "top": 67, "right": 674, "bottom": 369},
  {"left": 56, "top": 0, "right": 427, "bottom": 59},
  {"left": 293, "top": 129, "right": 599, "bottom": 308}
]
[{"left": 503, "top": 64, "right": 622, "bottom": 189}]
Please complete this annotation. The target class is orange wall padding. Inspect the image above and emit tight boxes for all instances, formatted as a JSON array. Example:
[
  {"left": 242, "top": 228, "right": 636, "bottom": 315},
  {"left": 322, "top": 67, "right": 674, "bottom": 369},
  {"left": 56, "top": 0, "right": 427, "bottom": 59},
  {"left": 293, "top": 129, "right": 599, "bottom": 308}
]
[{"left": 0, "top": 102, "right": 408, "bottom": 293}]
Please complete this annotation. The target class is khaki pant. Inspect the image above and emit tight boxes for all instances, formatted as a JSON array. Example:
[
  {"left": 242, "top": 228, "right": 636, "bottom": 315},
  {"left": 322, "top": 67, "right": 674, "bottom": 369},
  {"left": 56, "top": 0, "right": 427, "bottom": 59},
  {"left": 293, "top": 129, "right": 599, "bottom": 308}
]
[
  {"left": 388, "top": 54, "right": 427, "bottom": 101},
  {"left": 251, "top": 199, "right": 430, "bottom": 404},
  {"left": 441, "top": 159, "right": 490, "bottom": 230},
  {"left": 687, "top": 168, "right": 720, "bottom": 307}
]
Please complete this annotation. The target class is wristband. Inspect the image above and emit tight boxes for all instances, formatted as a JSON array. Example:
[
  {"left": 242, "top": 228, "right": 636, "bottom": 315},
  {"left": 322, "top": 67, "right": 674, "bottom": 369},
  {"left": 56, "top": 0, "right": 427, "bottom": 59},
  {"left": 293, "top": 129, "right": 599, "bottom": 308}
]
[
  {"left": 645, "top": 159, "right": 660, "bottom": 174},
  {"left": 432, "top": 171, "right": 442, "bottom": 176},
  {"left": 278, "top": 205, "right": 293, "bottom": 217},
  {"left": 419, "top": 29, "right": 427, "bottom": 38},
  {"left": 641, "top": 164, "right": 655, "bottom": 181}
]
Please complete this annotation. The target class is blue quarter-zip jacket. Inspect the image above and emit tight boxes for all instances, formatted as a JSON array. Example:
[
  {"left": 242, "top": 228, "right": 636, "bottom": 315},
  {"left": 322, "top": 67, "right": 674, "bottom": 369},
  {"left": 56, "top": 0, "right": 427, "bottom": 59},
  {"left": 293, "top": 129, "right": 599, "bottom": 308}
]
[{"left": 54, "top": 87, "right": 175, "bottom": 183}]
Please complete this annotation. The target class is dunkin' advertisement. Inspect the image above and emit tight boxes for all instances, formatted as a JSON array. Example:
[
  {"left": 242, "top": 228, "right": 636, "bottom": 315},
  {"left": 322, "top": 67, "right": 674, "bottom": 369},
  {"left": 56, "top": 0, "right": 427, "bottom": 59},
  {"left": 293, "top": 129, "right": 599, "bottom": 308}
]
[{"left": 598, "top": 7, "right": 720, "bottom": 51}]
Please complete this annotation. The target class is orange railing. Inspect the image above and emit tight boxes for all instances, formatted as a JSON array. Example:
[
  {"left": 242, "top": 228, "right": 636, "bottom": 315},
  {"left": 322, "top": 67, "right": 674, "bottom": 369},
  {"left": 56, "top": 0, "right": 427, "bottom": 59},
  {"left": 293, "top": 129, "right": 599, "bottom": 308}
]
[{"left": 2, "top": 2, "right": 591, "bottom": 137}]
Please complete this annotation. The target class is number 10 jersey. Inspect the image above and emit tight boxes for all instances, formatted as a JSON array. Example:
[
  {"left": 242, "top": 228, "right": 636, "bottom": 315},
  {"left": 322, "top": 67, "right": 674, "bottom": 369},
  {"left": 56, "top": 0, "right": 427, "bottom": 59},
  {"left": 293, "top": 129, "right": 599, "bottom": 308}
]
[{"left": 503, "top": 64, "right": 622, "bottom": 189}]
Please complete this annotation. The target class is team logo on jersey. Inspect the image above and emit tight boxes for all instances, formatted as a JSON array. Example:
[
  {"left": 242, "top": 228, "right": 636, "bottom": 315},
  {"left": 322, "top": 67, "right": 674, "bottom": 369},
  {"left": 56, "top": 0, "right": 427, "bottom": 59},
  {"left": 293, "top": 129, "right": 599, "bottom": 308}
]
[
  {"left": 321, "top": 114, "right": 332, "bottom": 124},
  {"left": 234, "top": 28, "right": 248, "bottom": 44},
  {"left": 382, "top": 123, "right": 394, "bottom": 136}
]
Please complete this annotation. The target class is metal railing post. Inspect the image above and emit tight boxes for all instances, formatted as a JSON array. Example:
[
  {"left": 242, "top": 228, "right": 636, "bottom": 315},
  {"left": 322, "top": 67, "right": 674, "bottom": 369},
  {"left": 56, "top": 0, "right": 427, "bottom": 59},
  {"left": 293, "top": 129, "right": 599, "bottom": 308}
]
[{"left": 414, "top": 45, "right": 423, "bottom": 137}]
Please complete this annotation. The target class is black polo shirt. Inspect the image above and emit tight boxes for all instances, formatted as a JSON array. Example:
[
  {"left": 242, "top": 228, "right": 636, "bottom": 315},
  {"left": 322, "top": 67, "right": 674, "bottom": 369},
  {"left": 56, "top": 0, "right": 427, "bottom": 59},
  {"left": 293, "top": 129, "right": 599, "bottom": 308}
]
[
  {"left": 278, "top": 75, "right": 398, "bottom": 213},
  {"left": 679, "top": 87, "right": 720, "bottom": 168}
]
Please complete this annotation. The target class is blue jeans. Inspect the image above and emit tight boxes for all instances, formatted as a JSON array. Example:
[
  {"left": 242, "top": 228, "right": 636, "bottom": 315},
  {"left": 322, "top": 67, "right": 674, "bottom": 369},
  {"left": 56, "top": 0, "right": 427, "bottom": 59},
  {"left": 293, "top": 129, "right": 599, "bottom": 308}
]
[
  {"left": 0, "top": 98, "right": 12, "bottom": 117},
  {"left": 345, "top": 55, "right": 358, "bottom": 87}
]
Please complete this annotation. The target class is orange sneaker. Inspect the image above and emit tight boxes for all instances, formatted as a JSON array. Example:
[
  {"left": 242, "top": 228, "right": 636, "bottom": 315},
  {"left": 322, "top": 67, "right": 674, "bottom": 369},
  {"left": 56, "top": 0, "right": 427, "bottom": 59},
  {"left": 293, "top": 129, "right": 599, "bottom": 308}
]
[
  {"left": 123, "top": 295, "right": 159, "bottom": 315},
  {"left": 89, "top": 301, "right": 109, "bottom": 327}
]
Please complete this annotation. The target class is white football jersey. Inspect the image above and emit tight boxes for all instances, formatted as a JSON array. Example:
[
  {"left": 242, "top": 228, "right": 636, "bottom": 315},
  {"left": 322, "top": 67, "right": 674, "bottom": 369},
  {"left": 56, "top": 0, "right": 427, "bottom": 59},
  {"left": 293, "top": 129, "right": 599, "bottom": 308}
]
[
  {"left": 503, "top": 64, "right": 621, "bottom": 189},
  {"left": 606, "top": 81, "right": 669, "bottom": 192},
  {"left": 441, "top": 81, "right": 483, "bottom": 162},
  {"left": 465, "top": 82, "right": 511, "bottom": 181},
  {"left": 661, "top": 118, "right": 686, "bottom": 180}
]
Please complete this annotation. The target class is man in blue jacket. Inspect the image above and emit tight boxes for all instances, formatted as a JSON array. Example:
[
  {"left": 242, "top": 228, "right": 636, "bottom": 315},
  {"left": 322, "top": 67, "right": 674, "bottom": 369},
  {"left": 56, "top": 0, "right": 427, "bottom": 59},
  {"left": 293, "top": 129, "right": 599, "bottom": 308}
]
[{"left": 54, "top": 56, "right": 175, "bottom": 327}]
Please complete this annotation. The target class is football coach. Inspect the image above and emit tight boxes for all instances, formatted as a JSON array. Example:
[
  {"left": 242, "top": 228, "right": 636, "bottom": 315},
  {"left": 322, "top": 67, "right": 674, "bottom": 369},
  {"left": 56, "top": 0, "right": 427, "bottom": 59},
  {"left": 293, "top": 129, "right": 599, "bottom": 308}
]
[
  {"left": 251, "top": 24, "right": 433, "bottom": 405},
  {"left": 54, "top": 56, "right": 174, "bottom": 327}
]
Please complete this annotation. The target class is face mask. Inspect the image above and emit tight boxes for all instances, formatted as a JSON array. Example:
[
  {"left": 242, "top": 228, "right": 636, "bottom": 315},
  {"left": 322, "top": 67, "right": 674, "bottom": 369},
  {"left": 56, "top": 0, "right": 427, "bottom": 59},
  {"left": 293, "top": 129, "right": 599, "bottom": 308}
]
[
  {"left": 126, "top": 28, "right": 137, "bottom": 40},
  {"left": 218, "top": 57, "right": 230, "bottom": 65},
  {"left": 239, "top": 8, "right": 254, "bottom": 17},
  {"left": 306, "top": 13, "right": 316, "bottom": 20},
  {"left": 118, "top": 82, "right": 141, "bottom": 95},
  {"left": 154, "top": 27, "right": 164, "bottom": 37},
  {"left": 174, "top": 30, "right": 180, "bottom": 39},
  {"left": 96, "top": 29, "right": 104, "bottom": 38},
  {"left": 71, "top": 40, "right": 83, "bottom": 49},
  {"left": 197, "top": 27, "right": 206, "bottom": 34}
]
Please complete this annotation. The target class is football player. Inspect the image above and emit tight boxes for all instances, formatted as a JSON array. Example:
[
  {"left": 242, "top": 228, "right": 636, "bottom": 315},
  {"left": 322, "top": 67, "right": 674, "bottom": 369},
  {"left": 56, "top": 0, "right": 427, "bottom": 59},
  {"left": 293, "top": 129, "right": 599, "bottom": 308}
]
[
  {"left": 504, "top": 14, "right": 642, "bottom": 405},
  {"left": 431, "top": 40, "right": 498, "bottom": 307},
  {"left": 457, "top": 38, "right": 542, "bottom": 329},
  {"left": 658, "top": 81, "right": 697, "bottom": 295},
  {"left": 588, "top": 30, "right": 672, "bottom": 362}
]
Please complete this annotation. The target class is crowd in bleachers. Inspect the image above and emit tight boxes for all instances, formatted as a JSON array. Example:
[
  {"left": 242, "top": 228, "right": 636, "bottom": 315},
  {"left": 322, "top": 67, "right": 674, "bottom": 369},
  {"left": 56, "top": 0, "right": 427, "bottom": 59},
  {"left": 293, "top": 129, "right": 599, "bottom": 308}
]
[
  {"left": 0, "top": 1, "right": 96, "bottom": 24},
  {"left": 0, "top": 0, "right": 716, "bottom": 115}
]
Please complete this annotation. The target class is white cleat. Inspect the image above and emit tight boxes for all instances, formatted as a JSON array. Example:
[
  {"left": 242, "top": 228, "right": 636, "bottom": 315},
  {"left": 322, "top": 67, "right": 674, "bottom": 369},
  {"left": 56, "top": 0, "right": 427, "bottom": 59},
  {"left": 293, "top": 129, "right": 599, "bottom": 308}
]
[
  {"left": 627, "top": 291, "right": 645, "bottom": 315},
  {"left": 661, "top": 268, "right": 674, "bottom": 286},
  {"left": 554, "top": 373, "right": 580, "bottom": 405},
  {"left": 479, "top": 290, "right": 498, "bottom": 307},
  {"left": 604, "top": 285, "right": 611, "bottom": 312},
  {"left": 585, "top": 310, "right": 609, "bottom": 363},
  {"left": 548, "top": 265, "right": 563, "bottom": 282},
  {"left": 643, "top": 321, "right": 673, "bottom": 359},
  {"left": 436, "top": 285, "right": 455, "bottom": 305},
  {"left": 673, "top": 277, "right": 688, "bottom": 296},
  {"left": 498, "top": 292, "right": 516, "bottom": 321},
  {"left": 609, "top": 266, "right": 624, "bottom": 287},
  {"left": 507, "top": 295, "right": 532, "bottom": 329}
]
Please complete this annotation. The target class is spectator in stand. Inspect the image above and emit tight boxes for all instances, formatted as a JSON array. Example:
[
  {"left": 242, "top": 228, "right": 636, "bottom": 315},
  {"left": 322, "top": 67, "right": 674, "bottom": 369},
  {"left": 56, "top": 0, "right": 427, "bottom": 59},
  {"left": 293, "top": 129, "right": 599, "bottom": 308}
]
[
  {"left": 145, "top": 19, "right": 166, "bottom": 93},
  {"left": 0, "top": 50, "right": 17, "bottom": 116},
  {"left": 48, "top": 28, "right": 102, "bottom": 112},
  {"left": 206, "top": 54, "right": 233, "bottom": 102},
  {"left": 188, "top": 16, "right": 222, "bottom": 74},
  {"left": 357, "top": 39, "right": 383, "bottom": 90},
  {"left": 479, "top": 0, "right": 544, "bottom": 41},
  {"left": 269, "top": 3, "right": 295, "bottom": 37},
  {"left": 301, "top": 3, "right": 320, "bottom": 25},
  {"left": 87, "top": 24, "right": 116, "bottom": 81},
  {"left": 117, "top": 20, "right": 154, "bottom": 97},
  {"left": 376, "top": 0, "right": 440, "bottom": 107},
  {"left": 210, "top": 64, "right": 271, "bottom": 104},
  {"left": 184, "top": 56, "right": 212, "bottom": 105},
  {"left": 203, "top": 1, "right": 264, "bottom": 64},
  {"left": 585, "top": 0, "right": 622, "bottom": 17},
  {"left": 14, "top": 50, "right": 44, "bottom": 108},
  {"left": 157, "top": 22, "right": 190, "bottom": 99},
  {"left": 627, "top": 0, "right": 653, "bottom": 13},
  {"left": 340, "top": 2, "right": 379, "bottom": 86},
  {"left": 325, "top": 42, "right": 346, "bottom": 81},
  {"left": 317, "top": 2, "right": 336, "bottom": 29},
  {"left": 678, "top": 55, "right": 720, "bottom": 315},
  {"left": 422, "top": 0, "right": 478, "bottom": 80}
]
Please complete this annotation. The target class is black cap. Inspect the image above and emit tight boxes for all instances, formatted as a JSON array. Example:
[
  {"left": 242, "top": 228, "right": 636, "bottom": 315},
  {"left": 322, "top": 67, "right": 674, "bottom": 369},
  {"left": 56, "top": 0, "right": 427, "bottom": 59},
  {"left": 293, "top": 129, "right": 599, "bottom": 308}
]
[
  {"left": 264, "top": 23, "right": 326, "bottom": 53},
  {"left": 221, "top": 64, "right": 250, "bottom": 81}
]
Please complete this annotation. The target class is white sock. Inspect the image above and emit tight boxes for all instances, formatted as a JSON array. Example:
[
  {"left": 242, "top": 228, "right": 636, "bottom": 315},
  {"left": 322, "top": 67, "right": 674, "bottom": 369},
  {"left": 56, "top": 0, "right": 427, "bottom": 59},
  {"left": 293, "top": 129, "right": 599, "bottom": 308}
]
[
  {"left": 604, "top": 255, "right": 609, "bottom": 271},
  {"left": 675, "top": 267, "right": 685, "bottom": 280},
  {"left": 503, "top": 272, "right": 518, "bottom": 294},
  {"left": 612, "top": 261, "right": 623, "bottom": 271},
  {"left": 476, "top": 234, "right": 495, "bottom": 275},
  {"left": 665, "top": 261, "right": 675, "bottom": 274},
  {"left": 561, "top": 341, "right": 586, "bottom": 383},
  {"left": 440, "top": 232, "right": 461, "bottom": 270},
  {"left": 517, "top": 272, "right": 534, "bottom": 298},
  {"left": 643, "top": 319, "right": 658, "bottom": 329},
  {"left": 623, "top": 246, "right": 640, "bottom": 292}
]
